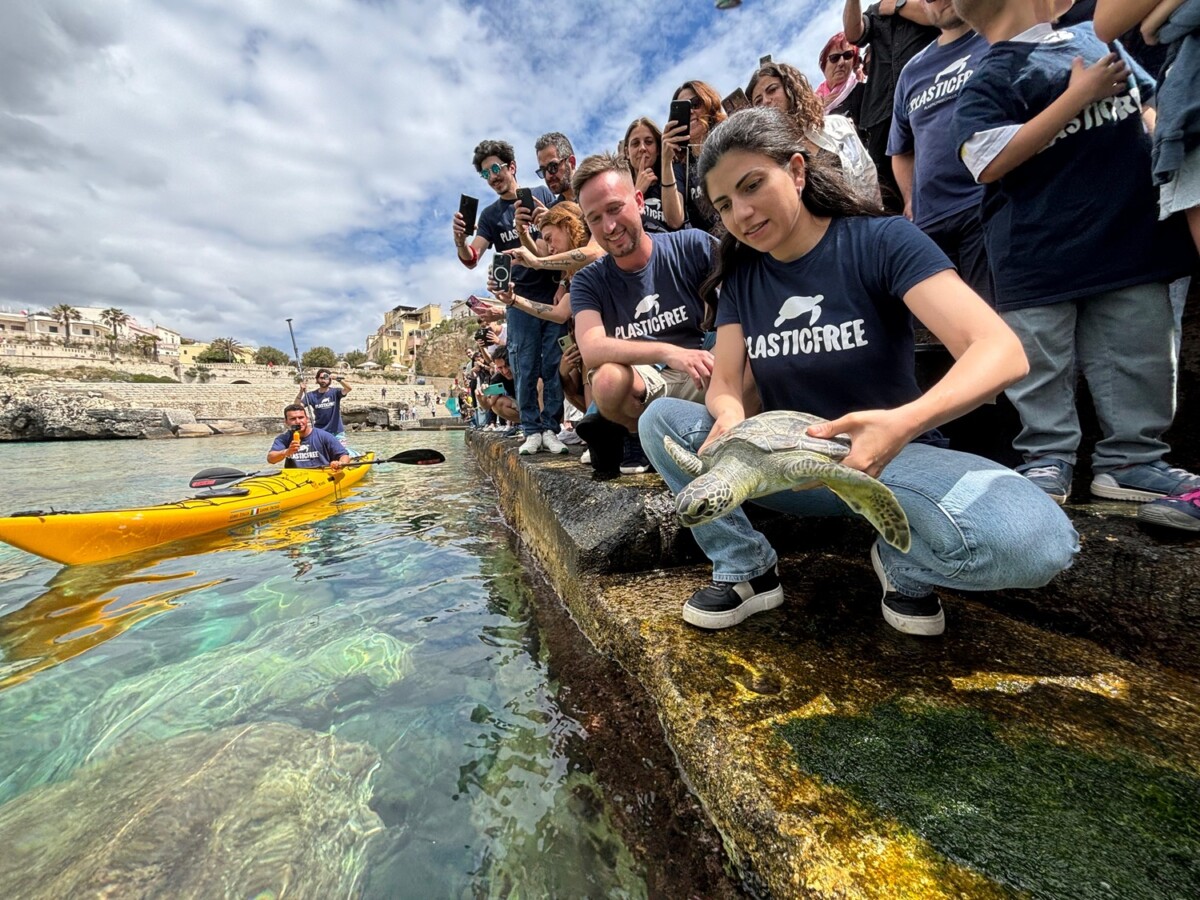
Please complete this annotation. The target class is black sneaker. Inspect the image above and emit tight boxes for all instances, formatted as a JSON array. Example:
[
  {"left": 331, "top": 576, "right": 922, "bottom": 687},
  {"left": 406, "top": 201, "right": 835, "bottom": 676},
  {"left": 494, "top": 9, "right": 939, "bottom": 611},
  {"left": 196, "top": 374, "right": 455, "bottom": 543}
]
[
  {"left": 575, "top": 412, "right": 625, "bottom": 475},
  {"left": 619, "top": 433, "right": 654, "bottom": 475},
  {"left": 682, "top": 568, "right": 784, "bottom": 629},
  {"left": 871, "top": 544, "right": 944, "bottom": 636}
]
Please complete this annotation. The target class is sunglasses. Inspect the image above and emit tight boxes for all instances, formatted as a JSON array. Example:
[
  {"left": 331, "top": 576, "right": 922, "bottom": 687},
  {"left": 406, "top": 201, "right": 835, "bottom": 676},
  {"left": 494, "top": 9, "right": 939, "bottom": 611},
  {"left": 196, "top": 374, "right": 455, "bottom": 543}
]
[
  {"left": 535, "top": 160, "right": 566, "bottom": 179},
  {"left": 684, "top": 96, "right": 703, "bottom": 109},
  {"left": 479, "top": 162, "right": 508, "bottom": 179},
  {"left": 827, "top": 51, "right": 855, "bottom": 64}
]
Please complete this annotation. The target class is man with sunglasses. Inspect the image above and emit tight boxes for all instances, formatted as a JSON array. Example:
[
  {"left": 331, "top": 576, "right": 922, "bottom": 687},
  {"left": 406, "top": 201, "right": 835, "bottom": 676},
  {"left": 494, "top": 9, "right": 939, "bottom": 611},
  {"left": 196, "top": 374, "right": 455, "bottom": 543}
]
[
  {"left": 843, "top": 0, "right": 939, "bottom": 211},
  {"left": 452, "top": 139, "right": 567, "bottom": 456}
]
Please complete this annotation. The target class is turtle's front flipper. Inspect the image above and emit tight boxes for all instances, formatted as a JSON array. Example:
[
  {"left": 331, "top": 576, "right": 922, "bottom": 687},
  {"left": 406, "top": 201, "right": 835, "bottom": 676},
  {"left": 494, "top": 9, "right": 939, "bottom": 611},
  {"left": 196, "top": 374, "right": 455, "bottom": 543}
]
[
  {"left": 778, "top": 456, "right": 912, "bottom": 553},
  {"left": 664, "top": 435, "right": 705, "bottom": 478}
]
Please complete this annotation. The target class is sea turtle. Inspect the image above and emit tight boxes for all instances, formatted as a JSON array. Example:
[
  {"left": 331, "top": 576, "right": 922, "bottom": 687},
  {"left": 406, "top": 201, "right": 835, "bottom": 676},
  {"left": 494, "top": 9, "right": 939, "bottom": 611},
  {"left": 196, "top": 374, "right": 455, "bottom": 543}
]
[{"left": 663, "top": 410, "right": 911, "bottom": 552}]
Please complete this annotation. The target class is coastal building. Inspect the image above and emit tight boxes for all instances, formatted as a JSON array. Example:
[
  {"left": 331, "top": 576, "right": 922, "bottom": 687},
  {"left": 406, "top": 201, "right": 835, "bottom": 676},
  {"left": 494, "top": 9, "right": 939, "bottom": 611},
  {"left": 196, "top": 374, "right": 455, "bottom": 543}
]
[
  {"left": 178, "top": 341, "right": 256, "bottom": 366},
  {"left": 366, "top": 302, "right": 442, "bottom": 369}
]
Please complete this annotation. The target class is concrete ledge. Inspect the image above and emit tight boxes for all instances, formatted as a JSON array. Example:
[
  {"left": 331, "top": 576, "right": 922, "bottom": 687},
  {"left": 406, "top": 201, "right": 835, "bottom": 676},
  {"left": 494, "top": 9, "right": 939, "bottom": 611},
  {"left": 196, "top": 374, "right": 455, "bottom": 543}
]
[{"left": 469, "top": 430, "right": 1200, "bottom": 898}]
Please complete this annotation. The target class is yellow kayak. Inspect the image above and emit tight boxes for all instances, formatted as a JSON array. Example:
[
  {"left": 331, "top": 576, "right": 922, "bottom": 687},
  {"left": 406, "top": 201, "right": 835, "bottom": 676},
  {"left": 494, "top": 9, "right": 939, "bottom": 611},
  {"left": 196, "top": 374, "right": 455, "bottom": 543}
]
[{"left": 0, "top": 454, "right": 373, "bottom": 567}]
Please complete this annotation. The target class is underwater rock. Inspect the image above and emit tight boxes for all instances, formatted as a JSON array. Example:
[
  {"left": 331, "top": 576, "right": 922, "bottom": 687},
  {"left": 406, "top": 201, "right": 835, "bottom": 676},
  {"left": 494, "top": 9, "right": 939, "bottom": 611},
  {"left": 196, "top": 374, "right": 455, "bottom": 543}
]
[{"left": 0, "top": 721, "right": 383, "bottom": 898}]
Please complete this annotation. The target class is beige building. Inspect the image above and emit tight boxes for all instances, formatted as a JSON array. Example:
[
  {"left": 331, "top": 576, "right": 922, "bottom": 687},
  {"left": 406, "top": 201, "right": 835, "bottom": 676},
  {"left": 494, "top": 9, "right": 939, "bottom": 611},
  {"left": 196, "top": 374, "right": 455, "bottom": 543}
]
[
  {"left": 366, "top": 303, "right": 442, "bottom": 368},
  {"left": 178, "top": 341, "right": 256, "bottom": 366}
]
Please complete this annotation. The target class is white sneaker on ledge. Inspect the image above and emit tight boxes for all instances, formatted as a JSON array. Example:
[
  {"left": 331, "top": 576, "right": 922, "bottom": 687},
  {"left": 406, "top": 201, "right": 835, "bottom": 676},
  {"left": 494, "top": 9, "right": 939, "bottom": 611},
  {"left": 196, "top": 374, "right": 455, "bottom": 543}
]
[
  {"left": 518, "top": 432, "right": 544, "bottom": 455},
  {"left": 541, "top": 430, "right": 569, "bottom": 454}
]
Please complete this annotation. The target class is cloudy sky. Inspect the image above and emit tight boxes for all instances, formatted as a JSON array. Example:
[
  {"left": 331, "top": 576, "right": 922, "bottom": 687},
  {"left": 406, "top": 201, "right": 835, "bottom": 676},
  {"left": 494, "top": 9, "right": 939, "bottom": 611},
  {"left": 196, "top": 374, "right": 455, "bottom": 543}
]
[{"left": 0, "top": 0, "right": 842, "bottom": 356}]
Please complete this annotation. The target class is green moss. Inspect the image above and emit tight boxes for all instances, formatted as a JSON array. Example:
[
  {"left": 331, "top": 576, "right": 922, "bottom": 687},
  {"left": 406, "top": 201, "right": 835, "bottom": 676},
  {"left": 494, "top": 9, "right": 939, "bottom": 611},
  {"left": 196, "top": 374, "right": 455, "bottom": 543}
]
[{"left": 778, "top": 701, "right": 1200, "bottom": 899}]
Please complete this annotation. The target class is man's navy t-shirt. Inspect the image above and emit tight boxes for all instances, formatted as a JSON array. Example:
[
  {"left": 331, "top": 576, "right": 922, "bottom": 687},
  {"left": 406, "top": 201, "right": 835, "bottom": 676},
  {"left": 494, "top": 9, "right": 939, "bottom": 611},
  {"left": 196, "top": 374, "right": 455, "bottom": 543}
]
[
  {"left": 301, "top": 386, "right": 346, "bottom": 435},
  {"left": 570, "top": 229, "right": 715, "bottom": 350},
  {"left": 477, "top": 185, "right": 560, "bottom": 303},
  {"left": 953, "top": 23, "right": 1190, "bottom": 310},
  {"left": 270, "top": 428, "right": 348, "bottom": 468},
  {"left": 714, "top": 216, "right": 950, "bottom": 419},
  {"left": 888, "top": 30, "right": 989, "bottom": 229}
]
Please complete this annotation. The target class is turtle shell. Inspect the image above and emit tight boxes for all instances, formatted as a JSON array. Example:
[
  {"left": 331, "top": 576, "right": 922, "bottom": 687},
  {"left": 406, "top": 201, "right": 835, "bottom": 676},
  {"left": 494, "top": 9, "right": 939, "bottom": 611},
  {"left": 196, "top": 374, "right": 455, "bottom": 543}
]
[{"left": 699, "top": 410, "right": 850, "bottom": 460}]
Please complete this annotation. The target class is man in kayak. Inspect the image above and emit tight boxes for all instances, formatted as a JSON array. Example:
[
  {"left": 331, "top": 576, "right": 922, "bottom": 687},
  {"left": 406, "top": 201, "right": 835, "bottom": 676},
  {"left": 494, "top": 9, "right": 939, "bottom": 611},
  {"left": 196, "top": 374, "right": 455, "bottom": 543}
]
[
  {"left": 268, "top": 404, "right": 351, "bottom": 470},
  {"left": 295, "top": 368, "right": 351, "bottom": 440}
]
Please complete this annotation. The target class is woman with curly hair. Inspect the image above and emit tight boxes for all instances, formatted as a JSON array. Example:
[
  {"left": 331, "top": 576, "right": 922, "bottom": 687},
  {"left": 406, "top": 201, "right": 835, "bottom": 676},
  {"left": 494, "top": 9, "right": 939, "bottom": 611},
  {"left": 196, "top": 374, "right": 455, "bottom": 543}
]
[
  {"left": 623, "top": 117, "right": 685, "bottom": 232},
  {"left": 747, "top": 59, "right": 880, "bottom": 205},
  {"left": 663, "top": 80, "right": 727, "bottom": 234}
]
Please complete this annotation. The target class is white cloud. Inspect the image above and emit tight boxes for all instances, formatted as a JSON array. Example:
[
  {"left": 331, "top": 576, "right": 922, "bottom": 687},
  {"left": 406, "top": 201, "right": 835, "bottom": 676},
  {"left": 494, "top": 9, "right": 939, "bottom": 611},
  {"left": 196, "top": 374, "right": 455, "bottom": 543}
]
[{"left": 0, "top": 0, "right": 842, "bottom": 355}]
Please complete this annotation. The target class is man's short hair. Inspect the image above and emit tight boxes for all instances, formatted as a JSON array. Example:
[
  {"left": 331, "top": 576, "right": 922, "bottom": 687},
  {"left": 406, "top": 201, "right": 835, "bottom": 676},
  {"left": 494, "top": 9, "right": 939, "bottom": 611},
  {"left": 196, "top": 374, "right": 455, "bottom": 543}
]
[
  {"left": 284, "top": 403, "right": 305, "bottom": 416},
  {"left": 571, "top": 152, "right": 635, "bottom": 201},
  {"left": 951, "top": 0, "right": 1003, "bottom": 29},
  {"left": 534, "top": 132, "right": 574, "bottom": 160},
  {"left": 492, "top": 345, "right": 509, "bottom": 363},
  {"left": 472, "top": 139, "right": 515, "bottom": 171}
]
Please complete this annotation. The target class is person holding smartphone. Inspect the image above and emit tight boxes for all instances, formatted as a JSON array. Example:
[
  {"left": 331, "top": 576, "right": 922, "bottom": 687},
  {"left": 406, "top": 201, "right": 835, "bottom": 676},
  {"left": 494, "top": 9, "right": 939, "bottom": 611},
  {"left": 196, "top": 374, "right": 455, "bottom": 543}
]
[
  {"left": 663, "top": 81, "right": 727, "bottom": 234},
  {"left": 452, "top": 139, "right": 567, "bottom": 457},
  {"left": 622, "top": 117, "right": 685, "bottom": 232}
]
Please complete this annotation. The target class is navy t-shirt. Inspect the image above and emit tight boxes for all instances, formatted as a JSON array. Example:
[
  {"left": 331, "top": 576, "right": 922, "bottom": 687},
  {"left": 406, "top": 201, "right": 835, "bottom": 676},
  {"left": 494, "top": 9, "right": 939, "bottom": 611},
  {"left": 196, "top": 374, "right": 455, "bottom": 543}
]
[
  {"left": 570, "top": 229, "right": 715, "bottom": 349},
  {"left": 714, "top": 216, "right": 951, "bottom": 419},
  {"left": 271, "top": 428, "right": 348, "bottom": 468},
  {"left": 640, "top": 182, "right": 673, "bottom": 233},
  {"left": 953, "top": 23, "right": 1190, "bottom": 310},
  {"left": 672, "top": 158, "right": 721, "bottom": 234},
  {"left": 301, "top": 386, "right": 345, "bottom": 435},
  {"left": 477, "top": 185, "right": 561, "bottom": 303},
  {"left": 888, "top": 30, "right": 989, "bottom": 229}
]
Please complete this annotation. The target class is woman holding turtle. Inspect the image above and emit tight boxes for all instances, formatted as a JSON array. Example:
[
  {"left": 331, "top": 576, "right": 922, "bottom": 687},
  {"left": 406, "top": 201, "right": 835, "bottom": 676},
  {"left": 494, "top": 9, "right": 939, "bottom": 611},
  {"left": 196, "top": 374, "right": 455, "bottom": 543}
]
[{"left": 638, "top": 108, "right": 1078, "bottom": 635}]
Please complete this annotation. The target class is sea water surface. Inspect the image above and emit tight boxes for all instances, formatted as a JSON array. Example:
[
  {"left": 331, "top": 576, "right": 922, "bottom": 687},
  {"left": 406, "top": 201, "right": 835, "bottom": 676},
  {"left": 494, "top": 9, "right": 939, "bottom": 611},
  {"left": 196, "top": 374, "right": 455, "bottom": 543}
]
[{"left": 0, "top": 433, "right": 683, "bottom": 897}]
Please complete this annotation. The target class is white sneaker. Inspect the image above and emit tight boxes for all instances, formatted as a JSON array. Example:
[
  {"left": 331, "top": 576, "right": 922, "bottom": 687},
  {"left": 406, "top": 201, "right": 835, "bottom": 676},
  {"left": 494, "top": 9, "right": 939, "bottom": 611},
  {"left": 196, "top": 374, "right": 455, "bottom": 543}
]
[
  {"left": 518, "top": 432, "right": 543, "bottom": 455},
  {"left": 580, "top": 449, "right": 591, "bottom": 466},
  {"left": 541, "top": 430, "right": 569, "bottom": 454}
]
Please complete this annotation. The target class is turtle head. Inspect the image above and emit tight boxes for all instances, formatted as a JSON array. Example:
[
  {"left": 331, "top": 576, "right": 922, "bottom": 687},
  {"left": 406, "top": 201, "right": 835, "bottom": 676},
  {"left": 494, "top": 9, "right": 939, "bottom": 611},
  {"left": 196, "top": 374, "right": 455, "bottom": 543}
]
[{"left": 676, "top": 476, "right": 738, "bottom": 527}]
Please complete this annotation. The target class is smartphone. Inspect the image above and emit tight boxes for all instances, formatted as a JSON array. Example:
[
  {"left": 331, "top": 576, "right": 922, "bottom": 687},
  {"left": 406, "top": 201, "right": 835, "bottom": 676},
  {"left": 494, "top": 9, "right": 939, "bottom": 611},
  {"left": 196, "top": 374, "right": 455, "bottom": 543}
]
[
  {"left": 459, "top": 194, "right": 479, "bottom": 235},
  {"left": 466, "top": 294, "right": 491, "bottom": 312},
  {"left": 557, "top": 334, "right": 575, "bottom": 352},
  {"left": 482, "top": 382, "right": 506, "bottom": 396},
  {"left": 759, "top": 54, "right": 773, "bottom": 65},
  {"left": 516, "top": 187, "right": 535, "bottom": 211},
  {"left": 669, "top": 100, "right": 692, "bottom": 138},
  {"left": 491, "top": 254, "right": 511, "bottom": 292},
  {"left": 722, "top": 88, "right": 750, "bottom": 115}
]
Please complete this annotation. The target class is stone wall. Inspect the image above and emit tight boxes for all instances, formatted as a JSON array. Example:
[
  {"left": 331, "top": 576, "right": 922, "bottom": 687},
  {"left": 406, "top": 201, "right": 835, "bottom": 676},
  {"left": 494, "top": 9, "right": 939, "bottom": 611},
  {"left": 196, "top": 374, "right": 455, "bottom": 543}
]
[{"left": 1, "top": 344, "right": 177, "bottom": 378}]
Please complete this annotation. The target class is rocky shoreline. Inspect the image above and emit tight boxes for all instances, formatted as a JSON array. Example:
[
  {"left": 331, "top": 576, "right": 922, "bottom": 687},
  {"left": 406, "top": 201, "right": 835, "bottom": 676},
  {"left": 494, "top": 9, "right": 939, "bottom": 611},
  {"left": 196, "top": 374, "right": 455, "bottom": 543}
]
[{"left": 0, "top": 381, "right": 454, "bottom": 441}]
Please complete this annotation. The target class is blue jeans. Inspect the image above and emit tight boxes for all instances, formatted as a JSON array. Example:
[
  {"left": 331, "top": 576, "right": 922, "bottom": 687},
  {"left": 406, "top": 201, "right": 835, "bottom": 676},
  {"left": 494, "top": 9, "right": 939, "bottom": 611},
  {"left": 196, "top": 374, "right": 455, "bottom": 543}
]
[
  {"left": 505, "top": 307, "right": 567, "bottom": 436},
  {"left": 1001, "top": 282, "right": 1176, "bottom": 473},
  {"left": 638, "top": 399, "right": 1079, "bottom": 597}
]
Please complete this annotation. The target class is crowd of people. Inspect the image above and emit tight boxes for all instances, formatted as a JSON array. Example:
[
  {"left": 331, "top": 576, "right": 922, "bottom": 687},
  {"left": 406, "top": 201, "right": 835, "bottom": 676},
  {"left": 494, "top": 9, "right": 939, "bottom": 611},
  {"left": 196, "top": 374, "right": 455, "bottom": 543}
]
[{"left": 448, "top": 0, "right": 1199, "bottom": 636}]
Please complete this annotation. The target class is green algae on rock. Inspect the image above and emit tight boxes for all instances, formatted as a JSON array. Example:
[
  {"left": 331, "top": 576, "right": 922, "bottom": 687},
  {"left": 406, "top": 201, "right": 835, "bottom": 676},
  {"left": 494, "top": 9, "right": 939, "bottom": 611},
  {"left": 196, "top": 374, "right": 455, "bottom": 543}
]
[{"left": 779, "top": 701, "right": 1200, "bottom": 900}]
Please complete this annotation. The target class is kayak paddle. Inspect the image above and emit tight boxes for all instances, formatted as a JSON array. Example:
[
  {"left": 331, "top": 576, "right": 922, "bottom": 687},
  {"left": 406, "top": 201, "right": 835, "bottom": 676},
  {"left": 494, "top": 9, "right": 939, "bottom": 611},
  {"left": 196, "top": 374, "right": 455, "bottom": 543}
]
[
  {"left": 188, "top": 449, "right": 444, "bottom": 488},
  {"left": 349, "top": 448, "right": 445, "bottom": 466}
]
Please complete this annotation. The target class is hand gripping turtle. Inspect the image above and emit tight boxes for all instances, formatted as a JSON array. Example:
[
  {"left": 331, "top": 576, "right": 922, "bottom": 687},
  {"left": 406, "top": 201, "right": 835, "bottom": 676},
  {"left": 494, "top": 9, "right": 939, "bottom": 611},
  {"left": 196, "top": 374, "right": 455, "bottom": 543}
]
[{"left": 662, "top": 410, "right": 911, "bottom": 552}]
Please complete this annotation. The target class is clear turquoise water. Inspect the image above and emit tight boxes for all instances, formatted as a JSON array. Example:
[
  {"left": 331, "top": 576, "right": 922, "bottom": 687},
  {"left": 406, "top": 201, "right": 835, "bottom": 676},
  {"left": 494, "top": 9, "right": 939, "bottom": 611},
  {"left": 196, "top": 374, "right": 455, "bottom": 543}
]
[{"left": 0, "top": 433, "right": 647, "bottom": 897}]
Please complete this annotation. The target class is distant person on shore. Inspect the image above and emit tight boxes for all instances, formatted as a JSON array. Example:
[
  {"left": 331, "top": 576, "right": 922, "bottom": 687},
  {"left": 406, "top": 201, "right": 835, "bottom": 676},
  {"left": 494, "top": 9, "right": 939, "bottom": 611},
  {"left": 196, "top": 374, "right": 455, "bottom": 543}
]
[
  {"left": 268, "top": 404, "right": 350, "bottom": 470},
  {"left": 296, "top": 368, "right": 351, "bottom": 441}
]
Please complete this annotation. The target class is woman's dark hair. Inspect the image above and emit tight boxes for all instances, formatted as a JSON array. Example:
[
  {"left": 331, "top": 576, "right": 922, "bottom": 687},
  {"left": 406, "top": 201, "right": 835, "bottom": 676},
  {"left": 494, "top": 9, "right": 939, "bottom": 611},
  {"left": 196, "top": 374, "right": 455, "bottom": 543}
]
[
  {"left": 696, "top": 107, "right": 883, "bottom": 325},
  {"left": 622, "top": 117, "right": 663, "bottom": 167}
]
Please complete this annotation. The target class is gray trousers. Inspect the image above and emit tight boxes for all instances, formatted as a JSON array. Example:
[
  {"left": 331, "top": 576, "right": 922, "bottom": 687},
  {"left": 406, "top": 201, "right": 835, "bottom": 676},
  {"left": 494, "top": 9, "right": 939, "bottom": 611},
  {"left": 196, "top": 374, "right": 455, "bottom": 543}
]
[{"left": 1000, "top": 281, "right": 1177, "bottom": 474}]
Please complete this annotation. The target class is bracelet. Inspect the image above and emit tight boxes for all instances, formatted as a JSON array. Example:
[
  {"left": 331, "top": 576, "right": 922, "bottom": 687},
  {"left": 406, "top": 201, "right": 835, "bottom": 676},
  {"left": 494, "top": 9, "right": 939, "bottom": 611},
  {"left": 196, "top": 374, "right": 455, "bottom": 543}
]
[{"left": 661, "top": 181, "right": 676, "bottom": 188}]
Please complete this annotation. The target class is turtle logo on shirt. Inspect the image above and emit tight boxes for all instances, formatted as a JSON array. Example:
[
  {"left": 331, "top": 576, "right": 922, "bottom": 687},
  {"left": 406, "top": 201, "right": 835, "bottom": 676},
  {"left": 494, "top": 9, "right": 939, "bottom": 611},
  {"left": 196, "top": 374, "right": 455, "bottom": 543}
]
[
  {"left": 774, "top": 295, "right": 824, "bottom": 328},
  {"left": 935, "top": 56, "right": 970, "bottom": 82},
  {"left": 634, "top": 294, "right": 661, "bottom": 318}
]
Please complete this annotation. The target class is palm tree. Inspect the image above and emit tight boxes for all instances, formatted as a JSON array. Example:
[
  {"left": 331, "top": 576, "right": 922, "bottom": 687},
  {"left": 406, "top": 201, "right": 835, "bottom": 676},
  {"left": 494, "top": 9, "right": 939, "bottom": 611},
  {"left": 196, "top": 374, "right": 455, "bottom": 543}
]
[
  {"left": 99, "top": 307, "right": 130, "bottom": 340},
  {"left": 49, "top": 304, "right": 82, "bottom": 346},
  {"left": 209, "top": 336, "right": 243, "bottom": 363},
  {"left": 135, "top": 334, "right": 159, "bottom": 360}
]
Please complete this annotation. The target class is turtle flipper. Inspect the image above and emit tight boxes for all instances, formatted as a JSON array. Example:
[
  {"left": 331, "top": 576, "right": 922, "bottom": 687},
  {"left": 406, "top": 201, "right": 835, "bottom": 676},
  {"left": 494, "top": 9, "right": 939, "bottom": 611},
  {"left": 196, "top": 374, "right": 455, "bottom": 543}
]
[
  {"left": 776, "top": 455, "right": 912, "bottom": 553},
  {"left": 664, "top": 435, "right": 705, "bottom": 478}
]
